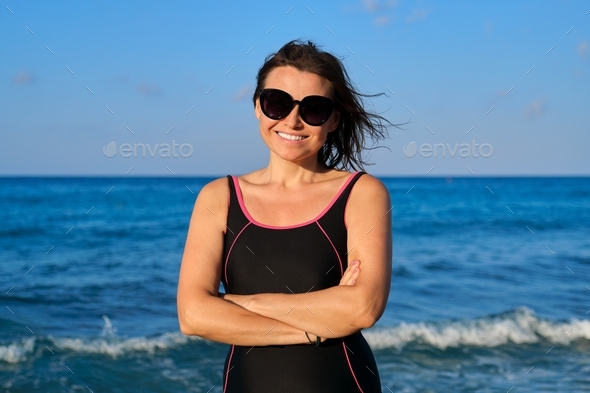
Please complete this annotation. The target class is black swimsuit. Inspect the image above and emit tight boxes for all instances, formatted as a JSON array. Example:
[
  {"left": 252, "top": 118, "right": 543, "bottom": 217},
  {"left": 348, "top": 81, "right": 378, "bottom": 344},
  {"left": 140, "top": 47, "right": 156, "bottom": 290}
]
[{"left": 221, "top": 171, "right": 382, "bottom": 393}]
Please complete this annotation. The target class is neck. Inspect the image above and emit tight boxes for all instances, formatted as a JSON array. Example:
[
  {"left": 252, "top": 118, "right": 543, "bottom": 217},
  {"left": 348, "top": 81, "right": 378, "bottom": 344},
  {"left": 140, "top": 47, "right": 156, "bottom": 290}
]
[{"left": 260, "top": 153, "right": 331, "bottom": 188}]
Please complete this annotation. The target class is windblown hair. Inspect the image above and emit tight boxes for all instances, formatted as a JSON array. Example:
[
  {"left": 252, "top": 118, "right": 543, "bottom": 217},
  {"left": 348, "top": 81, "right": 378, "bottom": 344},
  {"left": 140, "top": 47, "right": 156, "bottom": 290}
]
[{"left": 253, "top": 39, "right": 403, "bottom": 171}]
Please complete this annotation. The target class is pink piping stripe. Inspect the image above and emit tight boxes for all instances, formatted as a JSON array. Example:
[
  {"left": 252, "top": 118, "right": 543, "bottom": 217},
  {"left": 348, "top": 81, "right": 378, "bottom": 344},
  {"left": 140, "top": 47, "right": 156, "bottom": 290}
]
[
  {"left": 317, "top": 221, "right": 363, "bottom": 391},
  {"left": 342, "top": 340, "right": 365, "bottom": 392},
  {"left": 224, "top": 222, "right": 252, "bottom": 287},
  {"left": 232, "top": 172, "right": 359, "bottom": 230},
  {"left": 222, "top": 345, "right": 235, "bottom": 393},
  {"left": 343, "top": 172, "right": 364, "bottom": 231},
  {"left": 315, "top": 221, "right": 344, "bottom": 276}
]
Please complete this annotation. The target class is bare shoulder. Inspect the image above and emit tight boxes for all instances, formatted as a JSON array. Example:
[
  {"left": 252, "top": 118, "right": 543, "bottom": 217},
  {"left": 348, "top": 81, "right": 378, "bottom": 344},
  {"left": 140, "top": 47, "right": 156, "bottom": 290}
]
[
  {"left": 353, "top": 173, "right": 389, "bottom": 200},
  {"left": 193, "top": 177, "right": 231, "bottom": 229},
  {"left": 197, "top": 177, "right": 230, "bottom": 204},
  {"left": 199, "top": 176, "right": 230, "bottom": 197},
  {"left": 346, "top": 173, "right": 391, "bottom": 221}
]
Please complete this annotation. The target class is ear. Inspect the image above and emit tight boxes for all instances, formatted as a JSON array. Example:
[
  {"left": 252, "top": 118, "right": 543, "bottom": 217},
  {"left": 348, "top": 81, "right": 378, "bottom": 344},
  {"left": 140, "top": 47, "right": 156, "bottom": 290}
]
[
  {"left": 328, "top": 110, "right": 341, "bottom": 132},
  {"left": 254, "top": 98, "right": 261, "bottom": 119}
]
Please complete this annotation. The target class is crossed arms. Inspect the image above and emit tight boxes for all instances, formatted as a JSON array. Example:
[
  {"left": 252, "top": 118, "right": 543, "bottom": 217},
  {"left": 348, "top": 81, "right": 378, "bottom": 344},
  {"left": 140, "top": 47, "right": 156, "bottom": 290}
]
[{"left": 176, "top": 174, "right": 392, "bottom": 346}]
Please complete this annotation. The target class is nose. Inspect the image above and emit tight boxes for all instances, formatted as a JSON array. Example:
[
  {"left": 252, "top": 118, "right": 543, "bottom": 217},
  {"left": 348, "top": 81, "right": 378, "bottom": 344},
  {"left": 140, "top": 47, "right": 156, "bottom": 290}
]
[{"left": 282, "top": 101, "right": 304, "bottom": 129}]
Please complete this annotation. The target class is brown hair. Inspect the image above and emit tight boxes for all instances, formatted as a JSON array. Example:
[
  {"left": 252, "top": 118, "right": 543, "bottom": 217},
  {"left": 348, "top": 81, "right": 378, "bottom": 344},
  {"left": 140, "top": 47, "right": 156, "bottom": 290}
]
[{"left": 253, "top": 39, "right": 403, "bottom": 171}]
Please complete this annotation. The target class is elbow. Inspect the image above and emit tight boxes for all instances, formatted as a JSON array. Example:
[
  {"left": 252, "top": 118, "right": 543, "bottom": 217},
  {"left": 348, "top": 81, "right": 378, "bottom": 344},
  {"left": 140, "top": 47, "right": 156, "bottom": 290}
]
[
  {"left": 177, "top": 305, "right": 205, "bottom": 337},
  {"left": 358, "top": 297, "right": 386, "bottom": 329},
  {"left": 361, "top": 311, "right": 379, "bottom": 329},
  {"left": 178, "top": 311, "right": 195, "bottom": 336},
  {"left": 358, "top": 310, "right": 375, "bottom": 330},
  {"left": 179, "top": 314, "right": 207, "bottom": 337},
  {"left": 178, "top": 318, "right": 193, "bottom": 336},
  {"left": 178, "top": 293, "right": 218, "bottom": 337}
]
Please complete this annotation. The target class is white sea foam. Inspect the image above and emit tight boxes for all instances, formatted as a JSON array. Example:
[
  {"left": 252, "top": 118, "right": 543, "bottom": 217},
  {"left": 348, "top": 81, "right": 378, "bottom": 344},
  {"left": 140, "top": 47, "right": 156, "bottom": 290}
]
[
  {"left": 2, "top": 307, "right": 589, "bottom": 363},
  {"left": 0, "top": 337, "right": 36, "bottom": 363},
  {"left": 48, "top": 331, "right": 200, "bottom": 358},
  {"left": 100, "top": 315, "right": 117, "bottom": 337},
  {"left": 0, "top": 332, "right": 201, "bottom": 363},
  {"left": 364, "top": 306, "right": 590, "bottom": 350}
]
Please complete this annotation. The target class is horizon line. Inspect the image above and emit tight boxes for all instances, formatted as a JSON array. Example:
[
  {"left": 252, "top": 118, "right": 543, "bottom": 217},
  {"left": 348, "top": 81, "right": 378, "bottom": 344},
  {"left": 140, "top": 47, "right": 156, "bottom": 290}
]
[{"left": 1, "top": 174, "right": 589, "bottom": 179}]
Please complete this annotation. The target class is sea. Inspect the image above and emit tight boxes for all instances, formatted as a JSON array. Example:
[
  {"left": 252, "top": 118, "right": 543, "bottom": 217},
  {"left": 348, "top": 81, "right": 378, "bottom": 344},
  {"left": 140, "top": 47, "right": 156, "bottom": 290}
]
[{"left": 1, "top": 176, "right": 589, "bottom": 392}]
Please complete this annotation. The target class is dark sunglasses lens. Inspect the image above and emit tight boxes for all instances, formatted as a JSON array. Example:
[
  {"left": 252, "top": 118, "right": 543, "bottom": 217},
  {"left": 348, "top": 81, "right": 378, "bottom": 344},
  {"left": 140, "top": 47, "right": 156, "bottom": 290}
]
[
  {"left": 262, "top": 90, "right": 292, "bottom": 120},
  {"left": 300, "top": 96, "right": 334, "bottom": 126}
]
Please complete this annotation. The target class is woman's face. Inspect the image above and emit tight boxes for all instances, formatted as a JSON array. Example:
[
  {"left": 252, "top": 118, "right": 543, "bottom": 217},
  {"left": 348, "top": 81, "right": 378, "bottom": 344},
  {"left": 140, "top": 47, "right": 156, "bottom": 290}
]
[{"left": 255, "top": 66, "right": 340, "bottom": 166}]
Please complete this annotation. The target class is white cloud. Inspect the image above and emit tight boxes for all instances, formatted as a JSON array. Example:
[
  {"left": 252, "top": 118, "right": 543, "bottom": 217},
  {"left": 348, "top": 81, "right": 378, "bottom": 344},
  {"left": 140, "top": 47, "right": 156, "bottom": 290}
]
[
  {"left": 406, "top": 8, "right": 431, "bottom": 23},
  {"left": 115, "top": 74, "right": 129, "bottom": 84},
  {"left": 577, "top": 41, "right": 588, "bottom": 58},
  {"left": 362, "top": 0, "right": 398, "bottom": 12},
  {"left": 233, "top": 85, "right": 252, "bottom": 102},
  {"left": 484, "top": 20, "right": 493, "bottom": 36},
  {"left": 373, "top": 15, "right": 390, "bottom": 26},
  {"left": 524, "top": 97, "right": 548, "bottom": 119},
  {"left": 136, "top": 82, "right": 161, "bottom": 95},
  {"left": 12, "top": 71, "right": 35, "bottom": 85}
]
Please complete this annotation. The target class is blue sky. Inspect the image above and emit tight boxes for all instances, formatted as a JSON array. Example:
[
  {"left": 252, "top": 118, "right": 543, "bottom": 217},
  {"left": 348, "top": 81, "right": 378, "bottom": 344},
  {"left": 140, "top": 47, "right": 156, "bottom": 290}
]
[{"left": 1, "top": 0, "right": 589, "bottom": 176}]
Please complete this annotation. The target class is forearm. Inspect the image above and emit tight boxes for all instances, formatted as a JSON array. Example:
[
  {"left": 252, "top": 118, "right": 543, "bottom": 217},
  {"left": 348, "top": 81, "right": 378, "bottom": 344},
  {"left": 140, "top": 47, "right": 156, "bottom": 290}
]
[
  {"left": 179, "top": 294, "right": 315, "bottom": 346},
  {"left": 247, "top": 285, "right": 367, "bottom": 339}
]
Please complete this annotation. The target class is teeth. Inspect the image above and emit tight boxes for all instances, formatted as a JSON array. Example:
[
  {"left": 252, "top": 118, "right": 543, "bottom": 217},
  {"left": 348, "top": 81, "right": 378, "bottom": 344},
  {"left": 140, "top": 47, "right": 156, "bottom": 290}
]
[{"left": 277, "top": 132, "right": 305, "bottom": 141}]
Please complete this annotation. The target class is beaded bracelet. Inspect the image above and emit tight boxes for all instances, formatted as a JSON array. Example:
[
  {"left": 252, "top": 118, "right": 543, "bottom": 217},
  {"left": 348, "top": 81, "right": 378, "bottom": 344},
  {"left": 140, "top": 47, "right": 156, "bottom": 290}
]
[{"left": 305, "top": 331, "right": 321, "bottom": 346}]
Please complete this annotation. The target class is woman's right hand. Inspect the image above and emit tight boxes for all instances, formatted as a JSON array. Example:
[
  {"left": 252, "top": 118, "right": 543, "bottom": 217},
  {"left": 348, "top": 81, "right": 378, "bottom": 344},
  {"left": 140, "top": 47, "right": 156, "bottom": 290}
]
[{"left": 339, "top": 259, "right": 360, "bottom": 286}]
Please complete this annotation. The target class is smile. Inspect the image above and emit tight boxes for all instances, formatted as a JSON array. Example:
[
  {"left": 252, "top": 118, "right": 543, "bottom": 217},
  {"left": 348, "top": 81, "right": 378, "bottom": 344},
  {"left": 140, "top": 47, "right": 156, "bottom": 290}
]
[{"left": 276, "top": 132, "right": 308, "bottom": 141}]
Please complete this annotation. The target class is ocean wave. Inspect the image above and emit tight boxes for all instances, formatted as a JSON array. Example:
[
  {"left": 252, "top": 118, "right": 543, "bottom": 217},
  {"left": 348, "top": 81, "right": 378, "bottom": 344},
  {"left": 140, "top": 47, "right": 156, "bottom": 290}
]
[
  {"left": 0, "top": 332, "right": 201, "bottom": 364},
  {"left": 364, "top": 306, "right": 590, "bottom": 350},
  {"left": 2, "top": 307, "right": 589, "bottom": 363},
  {"left": 0, "top": 337, "right": 36, "bottom": 363},
  {"left": 48, "top": 330, "right": 197, "bottom": 358}
]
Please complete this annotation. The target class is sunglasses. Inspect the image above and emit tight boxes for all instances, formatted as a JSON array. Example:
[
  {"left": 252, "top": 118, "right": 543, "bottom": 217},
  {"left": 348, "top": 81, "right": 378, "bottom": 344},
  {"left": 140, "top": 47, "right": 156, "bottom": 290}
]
[{"left": 259, "top": 88, "right": 335, "bottom": 126}]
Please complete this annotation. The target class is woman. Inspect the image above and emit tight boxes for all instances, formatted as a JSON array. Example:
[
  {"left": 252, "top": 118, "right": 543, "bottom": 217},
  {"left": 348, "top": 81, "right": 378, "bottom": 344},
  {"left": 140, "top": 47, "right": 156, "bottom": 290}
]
[{"left": 177, "top": 40, "right": 393, "bottom": 392}]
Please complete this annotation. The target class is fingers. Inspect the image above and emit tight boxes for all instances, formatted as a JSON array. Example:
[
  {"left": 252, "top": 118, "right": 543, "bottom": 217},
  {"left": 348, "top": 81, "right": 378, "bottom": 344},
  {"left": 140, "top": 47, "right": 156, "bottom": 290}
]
[
  {"left": 348, "top": 260, "right": 360, "bottom": 277},
  {"left": 350, "top": 266, "right": 359, "bottom": 285},
  {"left": 339, "top": 260, "right": 360, "bottom": 286}
]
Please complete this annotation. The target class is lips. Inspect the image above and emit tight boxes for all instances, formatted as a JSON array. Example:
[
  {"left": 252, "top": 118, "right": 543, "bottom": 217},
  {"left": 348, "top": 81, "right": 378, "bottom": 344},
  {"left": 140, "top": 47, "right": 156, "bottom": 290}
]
[{"left": 275, "top": 131, "right": 309, "bottom": 141}]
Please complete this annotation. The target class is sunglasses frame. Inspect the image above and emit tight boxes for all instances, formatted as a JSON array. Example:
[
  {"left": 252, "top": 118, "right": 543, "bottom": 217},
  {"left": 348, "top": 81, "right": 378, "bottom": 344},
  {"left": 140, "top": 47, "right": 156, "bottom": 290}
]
[{"left": 259, "top": 88, "right": 335, "bottom": 126}]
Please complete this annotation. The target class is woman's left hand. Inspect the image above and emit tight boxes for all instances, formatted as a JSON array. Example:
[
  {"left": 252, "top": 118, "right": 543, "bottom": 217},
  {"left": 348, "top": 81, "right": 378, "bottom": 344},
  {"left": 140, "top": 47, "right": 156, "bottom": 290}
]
[{"left": 339, "top": 260, "right": 361, "bottom": 286}]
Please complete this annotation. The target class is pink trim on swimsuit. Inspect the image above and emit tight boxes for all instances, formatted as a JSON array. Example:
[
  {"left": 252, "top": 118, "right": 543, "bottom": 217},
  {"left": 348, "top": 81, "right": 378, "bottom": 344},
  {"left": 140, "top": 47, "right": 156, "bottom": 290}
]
[
  {"left": 341, "top": 340, "right": 365, "bottom": 392},
  {"left": 224, "top": 222, "right": 252, "bottom": 287},
  {"left": 344, "top": 181, "right": 357, "bottom": 231},
  {"left": 232, "top": 171, "right": 359, "bottom": 230},
  {"left": 223, "top": 345, "right": 236, "bottom": 393},
  {"left": 315, "top": 221, "right": 344, "bottom": 276}
]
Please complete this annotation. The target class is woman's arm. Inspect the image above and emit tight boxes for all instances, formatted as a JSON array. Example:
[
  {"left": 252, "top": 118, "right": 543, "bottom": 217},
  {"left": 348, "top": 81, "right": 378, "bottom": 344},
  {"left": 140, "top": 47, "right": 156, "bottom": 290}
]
[
  {"left": 181, "top": 290, "right": 319, "bottom": 346},
  {"left": 177, "top": 178, "right": 321, "bottom": 346},
  {"left": 223, "top": 262, "right": 365, "bottom": 339},
  {"left": 224, "top": 175, "right": 393, "bottom": 339}
]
